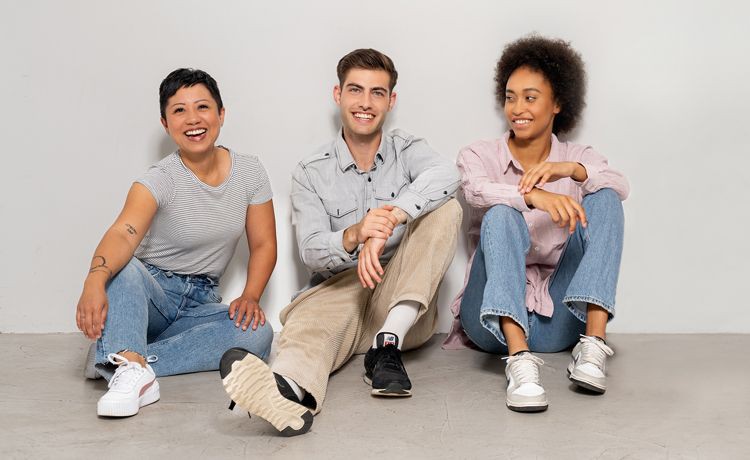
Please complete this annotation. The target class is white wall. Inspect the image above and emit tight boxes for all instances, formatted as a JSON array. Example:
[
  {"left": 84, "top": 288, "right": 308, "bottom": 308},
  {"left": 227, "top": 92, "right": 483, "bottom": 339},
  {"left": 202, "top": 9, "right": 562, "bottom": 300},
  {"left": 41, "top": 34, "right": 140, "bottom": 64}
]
[{"left": 2, "top": 1, "right": 748, "bottom": 333}]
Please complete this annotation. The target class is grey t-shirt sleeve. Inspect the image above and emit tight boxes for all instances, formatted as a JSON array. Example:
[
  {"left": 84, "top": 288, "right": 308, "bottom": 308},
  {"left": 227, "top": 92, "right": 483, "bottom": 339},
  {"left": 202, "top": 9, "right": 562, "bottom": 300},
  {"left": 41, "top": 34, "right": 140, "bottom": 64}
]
[
  {"left": 135, "top": 165, "right": 175, "bottom": 208},
  {"left": 246, "top": 156, "right": 273, "bottom": 205}
]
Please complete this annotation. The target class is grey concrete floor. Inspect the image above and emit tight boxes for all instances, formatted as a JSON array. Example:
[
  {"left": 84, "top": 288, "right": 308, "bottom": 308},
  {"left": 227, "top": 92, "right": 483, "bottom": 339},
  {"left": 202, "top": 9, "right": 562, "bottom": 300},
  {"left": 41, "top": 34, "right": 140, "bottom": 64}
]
[{"left": 1, "top": 333, "right": 748, "bottom": 459}]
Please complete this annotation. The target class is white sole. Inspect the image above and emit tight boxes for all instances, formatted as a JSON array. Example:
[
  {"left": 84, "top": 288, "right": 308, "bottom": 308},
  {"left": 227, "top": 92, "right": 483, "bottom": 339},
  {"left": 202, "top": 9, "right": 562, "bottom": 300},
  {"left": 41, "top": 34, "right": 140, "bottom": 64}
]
[
  {"left": 567, "top": 365, "right": 607, "bottom": 393},
  {"left": 97, "top": 380, "right": 160, "bottom": 417},
  {"left": 222, "top": 353, "right": 312, "bottom": 436}
]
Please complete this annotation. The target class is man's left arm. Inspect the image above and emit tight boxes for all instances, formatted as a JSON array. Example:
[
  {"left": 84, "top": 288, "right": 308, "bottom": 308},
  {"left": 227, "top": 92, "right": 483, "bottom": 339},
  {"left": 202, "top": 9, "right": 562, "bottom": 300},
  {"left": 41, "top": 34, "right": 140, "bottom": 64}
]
[{"left": 389, "top": 136, "right": 460, "bottom": 220}]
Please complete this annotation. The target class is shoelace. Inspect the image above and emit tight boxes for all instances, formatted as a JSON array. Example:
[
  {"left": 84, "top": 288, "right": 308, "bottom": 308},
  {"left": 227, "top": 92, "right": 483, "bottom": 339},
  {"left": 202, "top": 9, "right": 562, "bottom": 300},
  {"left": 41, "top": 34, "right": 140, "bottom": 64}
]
[
  {"left": 377, "top": 346, "right": 405, "bottom": 372},
  {"left": 503, "top": 353, "right": 544, "bottom": 385},
  {"left": 579, "top": 335, "right": 614, "bottom": 367},
  {"left": 106, "top": 353, "right": 146, "bottom": 390}
]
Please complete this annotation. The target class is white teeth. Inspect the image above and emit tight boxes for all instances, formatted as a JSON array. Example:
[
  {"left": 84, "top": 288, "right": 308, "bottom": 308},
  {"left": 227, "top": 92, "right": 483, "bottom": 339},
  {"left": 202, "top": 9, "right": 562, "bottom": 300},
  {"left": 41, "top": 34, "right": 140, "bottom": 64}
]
[
  {"left": 354, "top": 113, "right": 374, "bottom": 119},
  {"left": 514, "top": 119, "right": 530, "bottom": 125},
  {"left": 186, "top": 128, "right": 207, "bottom": 136}
]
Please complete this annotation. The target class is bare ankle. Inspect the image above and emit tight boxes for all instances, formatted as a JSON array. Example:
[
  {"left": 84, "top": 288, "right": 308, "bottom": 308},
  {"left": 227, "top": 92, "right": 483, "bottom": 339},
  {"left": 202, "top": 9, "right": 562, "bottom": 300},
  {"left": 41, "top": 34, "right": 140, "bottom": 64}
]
[{"left": 119, "top": 350, "right": 146, "bottom": 367}]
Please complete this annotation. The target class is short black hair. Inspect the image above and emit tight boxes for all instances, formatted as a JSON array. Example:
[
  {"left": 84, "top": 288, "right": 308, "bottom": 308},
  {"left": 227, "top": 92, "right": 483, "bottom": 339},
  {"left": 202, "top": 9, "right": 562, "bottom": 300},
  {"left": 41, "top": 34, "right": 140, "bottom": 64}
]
[
  {"left": 159, "top": 68, "right": 223, "bottom": 119},
  {"left": 495, "top": 35, "right": 586, "bottom": 134}
]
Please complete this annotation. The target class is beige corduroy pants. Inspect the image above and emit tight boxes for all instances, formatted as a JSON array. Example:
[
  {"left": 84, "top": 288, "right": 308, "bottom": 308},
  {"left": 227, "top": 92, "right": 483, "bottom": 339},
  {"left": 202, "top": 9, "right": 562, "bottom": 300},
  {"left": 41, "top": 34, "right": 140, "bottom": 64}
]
[{"left": 271, "top": 199, "right": 462, "bottom": 413}]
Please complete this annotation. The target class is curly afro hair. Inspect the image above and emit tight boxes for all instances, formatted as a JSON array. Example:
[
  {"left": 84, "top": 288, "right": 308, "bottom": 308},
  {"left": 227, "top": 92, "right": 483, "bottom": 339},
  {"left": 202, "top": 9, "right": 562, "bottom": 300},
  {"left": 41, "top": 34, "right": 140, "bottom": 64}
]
[{"left": 495, "top": 35, "right": 586, "bottom": 134}]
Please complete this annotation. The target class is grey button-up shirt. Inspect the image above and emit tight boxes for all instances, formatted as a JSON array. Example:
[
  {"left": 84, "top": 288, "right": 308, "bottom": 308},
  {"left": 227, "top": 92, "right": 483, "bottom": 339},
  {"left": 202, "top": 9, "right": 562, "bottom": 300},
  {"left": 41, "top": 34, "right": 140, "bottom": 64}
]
[{"left": 291, "top": 128, "right": 460, "bottom": 286}]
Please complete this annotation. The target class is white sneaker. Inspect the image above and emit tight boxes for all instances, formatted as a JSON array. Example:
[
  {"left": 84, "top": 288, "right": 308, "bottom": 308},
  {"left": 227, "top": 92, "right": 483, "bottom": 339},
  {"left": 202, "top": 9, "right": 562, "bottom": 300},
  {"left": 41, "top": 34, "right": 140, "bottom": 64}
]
[
  {"left": 568, "top": 335, "right": 614, "bottom": 393},
  {"left": 97, "top": 353, "right": 160, "bottom": 417},
  {"left": 503, "top": 352, "right": 548, "bottom": 412}
]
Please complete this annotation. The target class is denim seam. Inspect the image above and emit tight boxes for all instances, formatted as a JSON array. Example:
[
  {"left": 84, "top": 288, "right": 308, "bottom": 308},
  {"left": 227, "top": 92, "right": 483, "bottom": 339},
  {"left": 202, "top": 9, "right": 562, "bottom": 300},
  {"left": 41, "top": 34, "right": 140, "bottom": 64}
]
[
  {"left": 563, "top": 295, "right": 614, "bottom": 321},
  {"left": 479, "top": 307, "right": 528, "bottom": 346}
]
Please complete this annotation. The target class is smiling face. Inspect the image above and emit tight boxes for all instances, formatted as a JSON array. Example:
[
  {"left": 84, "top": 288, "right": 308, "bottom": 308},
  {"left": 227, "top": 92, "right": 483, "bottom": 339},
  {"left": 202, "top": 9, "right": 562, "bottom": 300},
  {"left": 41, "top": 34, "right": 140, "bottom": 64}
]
[
  {"left": 160, "top": 84, "right": 225, "bottom": 156},
  {"left": 333, "top": 68, "right": 396, "bottom": 142},
  {"left": 504, "top": 66, "right": 560, "bottom": 142}
]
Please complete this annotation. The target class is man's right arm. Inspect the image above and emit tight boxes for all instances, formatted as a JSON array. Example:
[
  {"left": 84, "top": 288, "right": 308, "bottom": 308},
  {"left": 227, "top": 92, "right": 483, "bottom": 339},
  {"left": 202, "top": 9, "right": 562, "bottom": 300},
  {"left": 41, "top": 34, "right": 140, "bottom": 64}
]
[{"left": 291, "top": 167, "right": 358, "bottom": 273}]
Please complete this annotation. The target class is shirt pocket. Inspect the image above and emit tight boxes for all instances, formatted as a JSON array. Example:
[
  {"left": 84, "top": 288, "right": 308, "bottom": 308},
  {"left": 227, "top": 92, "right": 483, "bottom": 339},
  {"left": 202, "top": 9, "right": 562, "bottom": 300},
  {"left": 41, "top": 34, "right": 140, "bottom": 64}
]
[
  {"left": 322, "top": 198, "right": 358, "bottom": 231},
  {"left": 374, "top": 179, "right": 408, "bottom": 208}
]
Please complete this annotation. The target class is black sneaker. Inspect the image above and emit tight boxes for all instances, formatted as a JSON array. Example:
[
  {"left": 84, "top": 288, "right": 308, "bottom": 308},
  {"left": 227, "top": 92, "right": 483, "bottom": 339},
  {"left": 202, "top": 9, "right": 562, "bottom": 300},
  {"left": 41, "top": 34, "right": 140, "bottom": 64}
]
[
  {"left": 220, "top": 348, "right": 314, "bottom": 437},
  {"left": 363, "top": 332, "right": 412, "bottom": 397}
]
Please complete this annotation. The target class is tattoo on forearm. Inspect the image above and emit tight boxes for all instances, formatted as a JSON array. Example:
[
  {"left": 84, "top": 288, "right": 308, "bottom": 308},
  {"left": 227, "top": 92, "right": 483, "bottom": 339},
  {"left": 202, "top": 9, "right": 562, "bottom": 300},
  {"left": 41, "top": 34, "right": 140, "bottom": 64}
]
[
  {"left": 89, "top": 255, "right": 112, "bottom": 278},
  {"left": 125, "top": 224, "right": 137, "bottom": 235}
]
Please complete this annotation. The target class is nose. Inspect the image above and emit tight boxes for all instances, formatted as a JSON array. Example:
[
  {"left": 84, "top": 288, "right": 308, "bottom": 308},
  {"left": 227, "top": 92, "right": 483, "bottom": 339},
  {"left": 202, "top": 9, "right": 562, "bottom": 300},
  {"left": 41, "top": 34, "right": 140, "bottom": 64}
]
[
  {"left": 510, "top": 98, "right": 525, "bottom": 116},
  {"left": 359, "top": 92, "right": 372, "bottom": 110},
  {"left": 185, "top": 106, "right": 200, "bottom": 124}
]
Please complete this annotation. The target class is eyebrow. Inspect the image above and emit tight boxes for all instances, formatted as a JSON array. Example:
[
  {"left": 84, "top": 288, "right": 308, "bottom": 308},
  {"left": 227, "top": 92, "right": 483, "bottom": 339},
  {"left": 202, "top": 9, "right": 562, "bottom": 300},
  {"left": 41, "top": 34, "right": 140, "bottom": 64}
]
[
  {"left": 169, "top": 99, "right": 211, "bottom": 108},
  {"left": 505, "top": 88, "right": 542, "bottom": 94},
  {"left": 345, "top": 83, "right": 388, "bottom": 93}
]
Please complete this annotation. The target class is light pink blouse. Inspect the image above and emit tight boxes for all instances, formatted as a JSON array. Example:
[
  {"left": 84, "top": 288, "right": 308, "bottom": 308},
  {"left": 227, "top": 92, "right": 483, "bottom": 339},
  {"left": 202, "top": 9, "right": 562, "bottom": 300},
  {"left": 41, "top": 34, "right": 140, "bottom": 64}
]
[{"left": 443, "top": 132, "right": 629, "bottom": 349}]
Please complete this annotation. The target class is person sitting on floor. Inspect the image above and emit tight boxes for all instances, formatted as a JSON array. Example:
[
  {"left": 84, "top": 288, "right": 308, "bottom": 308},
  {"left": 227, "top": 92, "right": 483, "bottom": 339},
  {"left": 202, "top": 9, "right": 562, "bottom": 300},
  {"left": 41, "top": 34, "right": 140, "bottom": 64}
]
[
  {"left": 219, "top": 48, "right": 462, "bottom": 436},
  {"left": 76, "top": 68, "right": 275, "bottom": 417},
  {"left": 445, "top": 35, "right": 629, "bottom": 412}
]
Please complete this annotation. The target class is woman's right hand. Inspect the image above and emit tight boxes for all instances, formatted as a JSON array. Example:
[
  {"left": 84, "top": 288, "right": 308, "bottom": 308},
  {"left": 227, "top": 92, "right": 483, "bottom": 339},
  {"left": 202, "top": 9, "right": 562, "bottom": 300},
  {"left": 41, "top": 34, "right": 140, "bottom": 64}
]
[
  {"left": 525, "top": 188, "right": 587, "bottom": 234},
  {"left": 76, "top": 275, "right": 109, "bottom": 339}
]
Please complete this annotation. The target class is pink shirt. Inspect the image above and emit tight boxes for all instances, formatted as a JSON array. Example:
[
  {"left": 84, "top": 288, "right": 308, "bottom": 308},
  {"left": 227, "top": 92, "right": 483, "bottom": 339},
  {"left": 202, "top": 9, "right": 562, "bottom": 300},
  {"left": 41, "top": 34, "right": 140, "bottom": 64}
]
[{"left": 443, "top": 132, "right": 629, "bottom": 349}]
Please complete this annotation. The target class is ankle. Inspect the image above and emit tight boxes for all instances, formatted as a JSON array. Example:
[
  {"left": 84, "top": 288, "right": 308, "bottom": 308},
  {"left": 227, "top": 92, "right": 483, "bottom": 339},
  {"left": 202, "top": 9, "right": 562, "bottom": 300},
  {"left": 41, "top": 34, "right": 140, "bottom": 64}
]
[{"left": 119, "top": 350, "right": 146, "bottom": 367}]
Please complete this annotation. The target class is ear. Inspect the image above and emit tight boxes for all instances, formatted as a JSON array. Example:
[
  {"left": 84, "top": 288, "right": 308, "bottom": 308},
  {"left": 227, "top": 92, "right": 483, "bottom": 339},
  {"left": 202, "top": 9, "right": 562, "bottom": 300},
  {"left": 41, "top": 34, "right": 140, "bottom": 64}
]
[
  {"left": 160, "top": 117, "right": 168, "bottom": 132},
  {"left": 388, "top": 91, "right": 397, "bottom": 111},
  {"left": 333, "top": 85, "right": 342, "bottom": 105},
  {"left": 553, "top": 100, "right": 561, "bottom": 115},
  {"left": 219, "top": 107, "right": 225, "bottom": 126}
]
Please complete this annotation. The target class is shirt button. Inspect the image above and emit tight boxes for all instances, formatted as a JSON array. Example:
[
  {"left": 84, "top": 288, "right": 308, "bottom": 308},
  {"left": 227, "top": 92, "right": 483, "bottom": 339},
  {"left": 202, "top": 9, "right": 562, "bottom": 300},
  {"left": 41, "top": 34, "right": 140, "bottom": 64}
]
[
  {"left": 415, "top": 205, "right": 421, "bottom": 210},
  {"left": 444, "top": 191, "right": 448, "bottom": 195},
  {"left": 391, "top": 192, "right": 395, "bottom": 198},
  {"left": 367, "top": 208, "right": 370, "bottom": 213},
  {"left": 367, "top": 177, "right": 372, "bottom": 182},
  {"left": 534, "top": 246, "right": 540, "bottom": 251}
]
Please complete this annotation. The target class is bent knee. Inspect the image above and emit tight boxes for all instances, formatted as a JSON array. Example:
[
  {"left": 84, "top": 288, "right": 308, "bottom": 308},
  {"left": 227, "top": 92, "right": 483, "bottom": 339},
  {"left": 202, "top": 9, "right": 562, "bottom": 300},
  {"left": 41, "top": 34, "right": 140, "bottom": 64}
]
[
  {"left": 481, "top": 205, "right": 526, "bottom": 236},
  {"left": 232, "top": 320, "right": 274, "bottom": 360},
  {"left": 583, "top": 188, "right": 621, "bottom": 207}
]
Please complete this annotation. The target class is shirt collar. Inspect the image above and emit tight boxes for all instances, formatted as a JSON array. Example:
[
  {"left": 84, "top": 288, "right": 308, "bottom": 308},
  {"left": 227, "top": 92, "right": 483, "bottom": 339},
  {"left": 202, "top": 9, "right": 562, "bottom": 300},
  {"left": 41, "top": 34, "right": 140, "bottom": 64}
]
[
  {"left": 334, "top": 129, "right": 386, "bottom": 172},
  {"left": 499, "top": 131, "right": 561, "bottom": 173}
]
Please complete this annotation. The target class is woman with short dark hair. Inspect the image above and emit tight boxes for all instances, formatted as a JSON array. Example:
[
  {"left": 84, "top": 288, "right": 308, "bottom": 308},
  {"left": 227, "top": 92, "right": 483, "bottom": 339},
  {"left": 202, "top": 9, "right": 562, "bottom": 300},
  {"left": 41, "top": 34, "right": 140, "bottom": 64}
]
[
  {"left": 446, "top": 36, "right": 629, "bottom": 412},
  {"left": 76, "top": 68, "right": 275, "bottom": 417}
]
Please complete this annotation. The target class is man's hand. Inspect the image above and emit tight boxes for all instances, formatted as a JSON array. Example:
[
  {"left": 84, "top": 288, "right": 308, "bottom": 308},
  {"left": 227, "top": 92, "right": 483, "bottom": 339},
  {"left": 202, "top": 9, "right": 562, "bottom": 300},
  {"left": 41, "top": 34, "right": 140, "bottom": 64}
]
[
  {"left": 358, "top": 236, "right": 387, "bottom": 289},
  {"left": 518, "top": 161, "right": 587, "bottom": 194},
  {"left": 229, "top": 295, "right": 266, "bottom": 331},
  {"left": 525, "top": 188, "right": 587, "bottom": 234},
  {"left": 343, "top": 205, "right": 400, "bottom": 253}
]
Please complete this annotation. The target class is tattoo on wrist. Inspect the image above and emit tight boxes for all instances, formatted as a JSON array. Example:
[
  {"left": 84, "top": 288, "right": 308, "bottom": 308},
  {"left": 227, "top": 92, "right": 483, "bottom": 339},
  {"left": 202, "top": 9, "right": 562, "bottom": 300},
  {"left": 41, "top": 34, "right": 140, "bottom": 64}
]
[
  {"left": 89, "top": 256, "right": 112, "bottom": 278},
  {"left": 125, "top": 224, "right": 137, "bottom": 235}
]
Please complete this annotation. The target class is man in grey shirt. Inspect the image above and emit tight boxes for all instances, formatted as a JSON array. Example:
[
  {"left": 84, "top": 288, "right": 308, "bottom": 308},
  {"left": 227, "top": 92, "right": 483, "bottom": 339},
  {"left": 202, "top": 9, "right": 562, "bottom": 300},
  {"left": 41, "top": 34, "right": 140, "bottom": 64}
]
[{"left": 220, "top": 48, "right": 462, "bottom": 436}]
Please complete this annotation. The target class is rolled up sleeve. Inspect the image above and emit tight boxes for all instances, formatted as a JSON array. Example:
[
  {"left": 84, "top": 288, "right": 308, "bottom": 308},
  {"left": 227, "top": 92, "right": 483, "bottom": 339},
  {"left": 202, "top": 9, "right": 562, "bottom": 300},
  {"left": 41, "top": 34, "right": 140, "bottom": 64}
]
[
  {"left": 576, "top": 147, "right": 630, "bottom": 200},
  {"left": 389, "top": 137, "right": 460, "bottom": 220}
]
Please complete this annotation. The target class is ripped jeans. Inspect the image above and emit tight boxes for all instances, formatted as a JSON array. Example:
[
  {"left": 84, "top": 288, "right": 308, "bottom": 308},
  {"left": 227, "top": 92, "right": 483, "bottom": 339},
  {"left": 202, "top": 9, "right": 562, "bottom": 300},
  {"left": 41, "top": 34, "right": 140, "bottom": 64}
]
[
  {"left": 460, "top": 189, "right": 624, "bottom": 354},
  {"left": 94, "top": 257, "right": 273, "bottom": 378}
]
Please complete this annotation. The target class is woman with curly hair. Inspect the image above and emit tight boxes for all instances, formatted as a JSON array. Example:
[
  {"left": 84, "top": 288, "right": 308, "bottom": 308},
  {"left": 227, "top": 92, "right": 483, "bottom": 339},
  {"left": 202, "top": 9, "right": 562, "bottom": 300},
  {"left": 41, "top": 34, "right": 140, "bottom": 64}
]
[{"left": 445, "top": 36, "right": 629, "bottom": 412}]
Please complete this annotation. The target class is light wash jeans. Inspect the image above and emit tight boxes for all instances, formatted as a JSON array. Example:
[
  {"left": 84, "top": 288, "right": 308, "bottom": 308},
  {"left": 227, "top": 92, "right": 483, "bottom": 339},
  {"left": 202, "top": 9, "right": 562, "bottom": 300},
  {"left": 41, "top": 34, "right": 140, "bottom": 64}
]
[
  {"left": 95, "top": 258, "right": 273, "bottom": 379},
  {"left": 460, "top": 189, "right": 624, "bottom": 354}
]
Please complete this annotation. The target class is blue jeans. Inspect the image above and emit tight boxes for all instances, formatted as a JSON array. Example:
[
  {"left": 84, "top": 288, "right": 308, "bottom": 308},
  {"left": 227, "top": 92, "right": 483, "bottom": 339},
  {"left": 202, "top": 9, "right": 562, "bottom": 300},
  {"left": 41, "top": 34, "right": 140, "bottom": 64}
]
[
  {"left": 460, "top": 189, "right": 624, "bottom": 354},
  {"left": 95, "top": 258, "right": 273, "bottom": 378}
]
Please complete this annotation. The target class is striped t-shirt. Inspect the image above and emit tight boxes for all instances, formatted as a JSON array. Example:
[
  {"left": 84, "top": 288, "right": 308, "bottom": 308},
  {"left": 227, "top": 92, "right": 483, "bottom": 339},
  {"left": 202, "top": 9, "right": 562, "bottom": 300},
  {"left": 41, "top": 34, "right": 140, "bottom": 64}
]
[{"left": 134, "top": 149, "right": 273, "bottom": 280}]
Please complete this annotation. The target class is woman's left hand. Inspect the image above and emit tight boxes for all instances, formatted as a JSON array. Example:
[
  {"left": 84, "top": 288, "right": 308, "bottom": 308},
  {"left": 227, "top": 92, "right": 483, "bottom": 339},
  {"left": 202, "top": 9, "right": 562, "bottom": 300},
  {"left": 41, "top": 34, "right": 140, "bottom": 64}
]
[
  {"left": 518, "top": 161, "right": 584, "bottom": 194},
  {"left": 229, "top": 295, "right": 266, "bottom": 331}
]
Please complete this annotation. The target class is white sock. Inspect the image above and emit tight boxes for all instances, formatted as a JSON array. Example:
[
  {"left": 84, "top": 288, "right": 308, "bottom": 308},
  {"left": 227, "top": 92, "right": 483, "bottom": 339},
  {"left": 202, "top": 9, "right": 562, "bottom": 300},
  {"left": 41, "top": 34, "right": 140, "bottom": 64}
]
[
  {"left": 373, "top": 300, "right": 421, "bottom": 350},
  {"left": 281, "top": 374, "right": 306, "bottom": 401}
]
